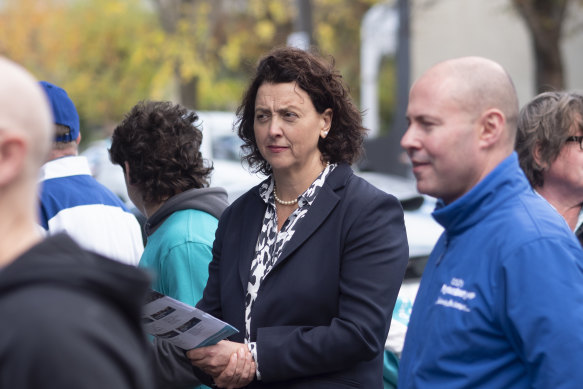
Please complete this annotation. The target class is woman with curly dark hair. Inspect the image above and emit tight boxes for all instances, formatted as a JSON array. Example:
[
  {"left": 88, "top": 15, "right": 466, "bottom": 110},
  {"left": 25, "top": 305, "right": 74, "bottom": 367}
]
[
  {"left": 157, "top": 47, "right": 408, "bottom": 389},
  {"left": 109, "top": 100, "right": 229, "bottom": 313}
]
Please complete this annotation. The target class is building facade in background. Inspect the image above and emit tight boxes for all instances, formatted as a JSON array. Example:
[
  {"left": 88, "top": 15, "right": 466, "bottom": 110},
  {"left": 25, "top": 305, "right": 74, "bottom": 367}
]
[{"left": 410, "top": 0, "right": 583, "bottom": 106}]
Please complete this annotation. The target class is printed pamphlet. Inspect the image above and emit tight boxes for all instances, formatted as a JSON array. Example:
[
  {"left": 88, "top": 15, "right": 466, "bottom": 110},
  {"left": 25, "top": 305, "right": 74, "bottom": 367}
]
[{"left": 142, "top": 290, "right": 238, "bottom": 350}]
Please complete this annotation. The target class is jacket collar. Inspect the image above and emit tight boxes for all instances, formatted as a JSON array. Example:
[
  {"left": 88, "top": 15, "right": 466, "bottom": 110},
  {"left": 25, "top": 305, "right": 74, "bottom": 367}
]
[
  {"left": 236, "top": 163, "right": 353, "bottom": 288},
  {"left": 145, "top": 187, "right": 228, "bottom": 236},
  {"left": 432, "top": 152, "right": 530, "bottom": 236}
]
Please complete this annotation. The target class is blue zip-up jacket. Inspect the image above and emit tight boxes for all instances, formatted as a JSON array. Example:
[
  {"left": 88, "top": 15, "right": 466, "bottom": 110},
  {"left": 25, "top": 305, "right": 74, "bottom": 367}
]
[{"left": 399, "top": 152, "right": 583, "bottom": 388}]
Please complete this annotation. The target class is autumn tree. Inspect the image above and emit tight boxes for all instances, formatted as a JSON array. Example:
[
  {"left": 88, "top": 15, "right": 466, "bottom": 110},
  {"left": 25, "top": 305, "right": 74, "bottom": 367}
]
[
  {"left": 149, "top": 0, "right": 388, "bottom": 114},
  {"left": 512, "top": 0, "right": 569, "bottom": 92},
  {"left": 0, "top": 0, "right": 169, "bottom": 135},
  {"left": 0, "top": 0, "right": 387, "bottom": 138},
  {"left": 152, "top": 0, "right": 228, "bottom": 109}
]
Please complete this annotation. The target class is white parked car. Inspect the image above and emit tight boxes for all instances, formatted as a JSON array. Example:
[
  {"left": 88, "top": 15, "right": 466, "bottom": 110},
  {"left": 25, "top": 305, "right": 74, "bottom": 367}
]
[
  {"left": 196, "top": 111, "right": 266, "bottom": 203},
  {"left": 354, "top": 170, "right": 442, "bottom": 274}
]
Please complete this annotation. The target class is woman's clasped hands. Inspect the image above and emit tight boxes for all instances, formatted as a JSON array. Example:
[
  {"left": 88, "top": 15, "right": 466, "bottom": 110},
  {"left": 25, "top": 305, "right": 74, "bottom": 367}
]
[{"left": 187, "top": 340, "right": 256, "bottom": 389}]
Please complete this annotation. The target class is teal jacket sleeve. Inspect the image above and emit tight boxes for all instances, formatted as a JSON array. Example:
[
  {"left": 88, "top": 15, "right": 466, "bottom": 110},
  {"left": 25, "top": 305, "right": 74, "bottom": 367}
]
[{"left": 160, "top": 242, "right": 212, "bottom": 307}]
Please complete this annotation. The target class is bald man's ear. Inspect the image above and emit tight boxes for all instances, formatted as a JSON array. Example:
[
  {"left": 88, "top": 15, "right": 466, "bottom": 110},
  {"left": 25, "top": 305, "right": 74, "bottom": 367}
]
[
  {"left": 0, "top": 133, "right": 26, "bottom": 187},
  {"left": 478, "top": 109, "right": 505, "bottom": 148}
]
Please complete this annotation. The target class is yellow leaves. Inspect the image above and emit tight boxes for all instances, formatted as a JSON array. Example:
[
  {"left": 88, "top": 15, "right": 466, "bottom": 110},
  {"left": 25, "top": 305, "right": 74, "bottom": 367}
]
[
  {"left": 255, "top": 20, "right": 276, "bottom": 42},
  {"left": 198, "top": 77, "right": 246, "bottom": 110},
  {"left": 103, "top": 0, "right": 129, "bottom": 16},
  {"left": 0, "top": 0, "right": 171, "bottom": 125},
  {"left": 248, "top": 0, "right": 267, "bottom": 18},
  {"left": 179, "top": 51, "right": 209, "bottom": 81},
  {"left": 0, "top": 0, "right": 62, "bottom": 65},
  {"left": 150, "top": 61, "right": 176, "bottom": 100},
  {"left": 316, "top": 23, "right": 336, "bottom": 54},
  {"left": 220, "top": 36, "right": 245, "bottom": 70},
  {"left": 248, "top": 0, "right": 294, "bottom": 23},
  {"left": 0, "top": 0, "right": 390, "bottom": 131},
  {"left": 268, "top": 0, "right": 293, "bottom": 23}
]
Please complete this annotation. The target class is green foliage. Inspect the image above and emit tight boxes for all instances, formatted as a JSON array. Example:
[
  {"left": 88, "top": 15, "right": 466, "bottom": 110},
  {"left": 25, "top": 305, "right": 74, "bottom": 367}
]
[{"left": 0, "top": 0, "right": 167, "bottom": 135}]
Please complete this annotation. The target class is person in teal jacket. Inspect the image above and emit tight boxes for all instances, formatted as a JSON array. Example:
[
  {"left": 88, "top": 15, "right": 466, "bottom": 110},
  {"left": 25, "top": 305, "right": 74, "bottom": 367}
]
[
  {"left": 110, "top": 100, "right": 228, "bottom": 304},
  {"left": 140, "top": 187, "right": 228, "bottom": 303},
  {"left": 110, "top": 100, "right": 229, "bottom": 389}
]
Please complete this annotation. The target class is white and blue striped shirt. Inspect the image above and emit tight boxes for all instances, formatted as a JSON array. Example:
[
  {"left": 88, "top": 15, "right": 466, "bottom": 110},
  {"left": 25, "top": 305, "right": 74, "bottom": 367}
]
[{"left": 39, "top": 156, "right": 143, "bottom": 265}]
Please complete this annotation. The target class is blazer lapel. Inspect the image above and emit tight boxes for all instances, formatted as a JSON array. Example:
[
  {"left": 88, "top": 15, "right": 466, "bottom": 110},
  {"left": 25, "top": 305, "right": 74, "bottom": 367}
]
[{"left": 273, "top": 164, "right": 351, "bottom": 269}]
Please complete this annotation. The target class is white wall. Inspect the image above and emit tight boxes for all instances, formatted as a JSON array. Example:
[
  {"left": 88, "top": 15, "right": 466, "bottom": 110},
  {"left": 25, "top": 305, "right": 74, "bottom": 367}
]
[
  {"left": 563, "top": 0, "right": 583, "bottom": 93},
  {"left": 410, "top": 0, "right": 583, "bottom": 107}
]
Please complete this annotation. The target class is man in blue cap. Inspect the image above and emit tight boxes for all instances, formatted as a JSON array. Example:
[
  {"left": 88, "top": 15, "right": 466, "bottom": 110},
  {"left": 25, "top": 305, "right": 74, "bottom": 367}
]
[{"left": 38, "top": 81, "right": 144, "bottom": 265}]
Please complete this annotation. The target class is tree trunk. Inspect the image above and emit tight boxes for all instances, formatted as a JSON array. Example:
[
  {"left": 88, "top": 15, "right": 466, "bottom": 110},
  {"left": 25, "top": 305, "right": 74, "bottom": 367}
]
[
  {"left": 179, "top": 77, "right": 198, "bottom": 110},
  {"left": 512, "top": 0, "right": 568, "bottom": 92},
  {"left": 153, "top": 0, "right": 199, "bottom": 108},
  {"left": 532, "top": 33, "right": 564, "bottom": 92}
]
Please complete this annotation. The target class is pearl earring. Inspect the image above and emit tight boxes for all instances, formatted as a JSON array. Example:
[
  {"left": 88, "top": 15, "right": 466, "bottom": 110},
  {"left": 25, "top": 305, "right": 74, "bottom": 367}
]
[{"left": 323, "top": 131, "right": 329, "bottom": 136}]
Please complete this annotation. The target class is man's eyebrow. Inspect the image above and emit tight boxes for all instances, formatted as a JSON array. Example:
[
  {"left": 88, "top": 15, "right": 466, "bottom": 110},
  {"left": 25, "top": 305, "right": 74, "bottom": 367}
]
[{"left": 408, "top": 114, "right": 436, "bottom": 122}]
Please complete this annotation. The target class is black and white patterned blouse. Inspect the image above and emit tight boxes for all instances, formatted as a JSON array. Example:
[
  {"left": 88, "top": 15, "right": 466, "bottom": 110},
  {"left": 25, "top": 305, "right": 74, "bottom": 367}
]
[{"left": 245, "top": 162, "right": 336, "bottom": 379}]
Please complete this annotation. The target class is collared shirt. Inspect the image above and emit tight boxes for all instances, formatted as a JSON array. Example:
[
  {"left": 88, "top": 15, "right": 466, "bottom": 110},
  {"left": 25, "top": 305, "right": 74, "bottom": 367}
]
[
  {"left": 245, "top": 163, "right": 336, "bottom": 379},
  {"left": 39, "top": 156, "right": 144, "bottom": 265}
]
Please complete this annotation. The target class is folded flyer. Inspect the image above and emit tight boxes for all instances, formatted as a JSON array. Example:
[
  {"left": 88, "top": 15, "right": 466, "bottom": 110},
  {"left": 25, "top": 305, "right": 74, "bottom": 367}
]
[{"left": 142, "top": 290, "right": 238, "bottom": 350}]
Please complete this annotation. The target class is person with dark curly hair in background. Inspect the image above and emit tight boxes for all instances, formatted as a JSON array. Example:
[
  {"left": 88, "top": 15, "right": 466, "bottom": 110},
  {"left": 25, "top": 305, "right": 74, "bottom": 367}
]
[
  {"left": 109, "top": 101, "right": 229, "bottom": 314},
  {"left": 154, "top": 46, "right": 409, "bottom": 389}
]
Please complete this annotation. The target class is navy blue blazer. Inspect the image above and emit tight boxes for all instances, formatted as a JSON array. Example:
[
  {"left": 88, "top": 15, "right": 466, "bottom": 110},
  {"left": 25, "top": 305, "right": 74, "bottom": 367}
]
[{"left": 195, "top": 163, "right": 409, "bottom": 388}]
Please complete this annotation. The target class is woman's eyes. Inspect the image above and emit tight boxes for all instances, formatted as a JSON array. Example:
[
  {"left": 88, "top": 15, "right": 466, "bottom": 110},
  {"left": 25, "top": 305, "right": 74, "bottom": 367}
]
[
  {"left": 255, "top": 113, "right": 269, "bottom": 122},
  {"left": 255, "top": 111, "right": 298, "bottom": 121},
  {"left": 283, "top": 111, "right": 298, "bottom": 120}
]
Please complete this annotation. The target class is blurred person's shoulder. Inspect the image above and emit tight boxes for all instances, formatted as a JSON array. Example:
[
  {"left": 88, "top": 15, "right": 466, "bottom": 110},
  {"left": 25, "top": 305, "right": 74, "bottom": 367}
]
[
  {"left": 0, "top": 234, "right": 150, "bottom": 325},
  {"left": 0, "top": 234, "right": 154, "bottom": 387}
]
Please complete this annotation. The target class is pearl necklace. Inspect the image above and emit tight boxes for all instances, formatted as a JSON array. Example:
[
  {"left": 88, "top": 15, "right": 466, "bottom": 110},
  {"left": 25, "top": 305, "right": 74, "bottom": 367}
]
[
  {"left": 273, "top": 161, "right": 330, "bottom": 206},
  {"left": 273, "top": 185, "right": 298, "bottom": 205}
]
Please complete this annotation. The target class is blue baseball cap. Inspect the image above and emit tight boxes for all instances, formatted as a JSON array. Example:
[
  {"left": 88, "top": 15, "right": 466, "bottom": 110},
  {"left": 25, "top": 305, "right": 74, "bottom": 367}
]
[{"left": 39, "top": 81, "right": 80, "bottom": 142}]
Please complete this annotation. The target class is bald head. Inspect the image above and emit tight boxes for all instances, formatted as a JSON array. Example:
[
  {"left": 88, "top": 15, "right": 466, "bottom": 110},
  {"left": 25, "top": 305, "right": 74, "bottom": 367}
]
[
  {"left": 402, "top": 57, "right": 520, "bottom": 203},
  {"left": 418, "top": 56, "right": 519, "bottom": 143},
  {"left": 0, "top": 57, "right": 53, "bottom": 168},
  {"left": 0, "top": 57, "right": 54, "bottom": 266}
]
